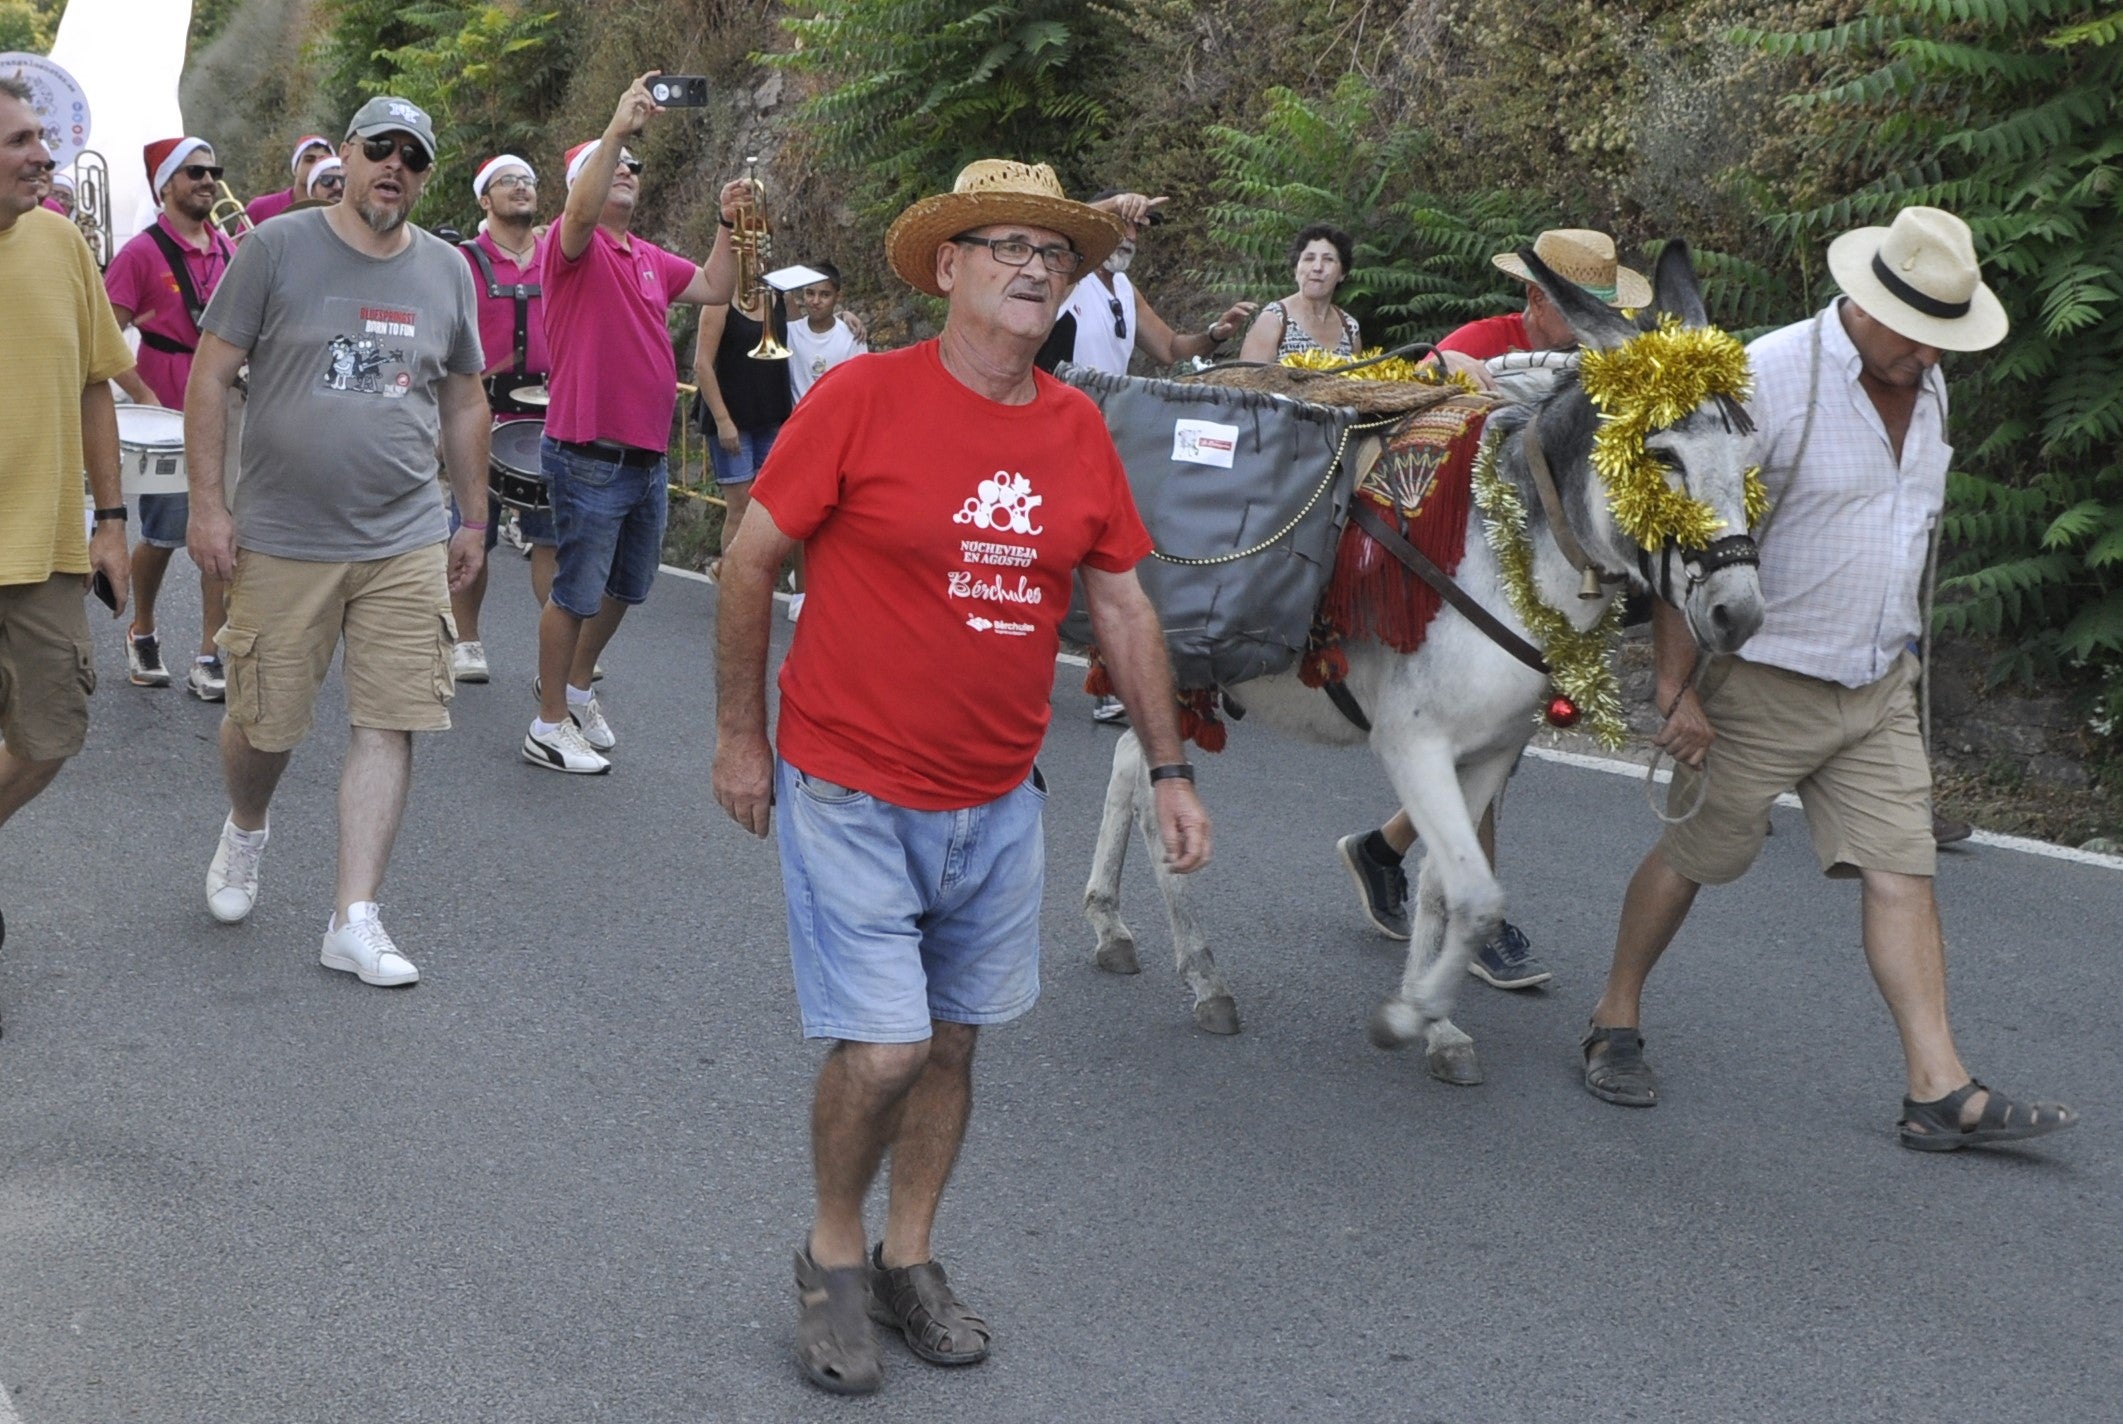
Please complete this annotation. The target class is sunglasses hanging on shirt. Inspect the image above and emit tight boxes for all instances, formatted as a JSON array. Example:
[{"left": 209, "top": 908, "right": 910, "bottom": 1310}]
[{"left": 1108, "top": 295, "right": 1127, "bottom": 339}]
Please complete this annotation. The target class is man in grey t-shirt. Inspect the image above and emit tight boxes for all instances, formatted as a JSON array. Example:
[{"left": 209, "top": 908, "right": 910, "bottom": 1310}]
[{"left": 183, "top": 95, "right": 490, "bottom": 989}]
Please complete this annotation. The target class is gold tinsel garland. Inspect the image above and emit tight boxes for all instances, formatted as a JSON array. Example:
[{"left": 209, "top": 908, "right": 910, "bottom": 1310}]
[
  {"left": 1577, "top": 317, "right": 1770, "bottom": 549},
  {"left": 1280, "top": 346, "right": 1476, "bottom": 391},
  {"left": 1471, "top": 431, "right": 1630, "bottom": 749}
]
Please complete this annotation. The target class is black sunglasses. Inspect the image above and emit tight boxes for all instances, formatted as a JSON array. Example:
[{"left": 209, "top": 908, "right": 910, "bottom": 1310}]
[
  {"left": 181, "top": 164, "right": 225, "bottom": 182},
  {"left": 359, "top": 136, "right": 433, "bottom": 173},
  {"left": 620, "top": 157, "right": 645, "bottom": 175},
  {"left": 1108, "top": 294, "right": 1126, "bottom": 339}
]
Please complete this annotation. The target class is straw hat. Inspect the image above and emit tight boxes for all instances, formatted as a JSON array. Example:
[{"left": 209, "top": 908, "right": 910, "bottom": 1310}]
[
  {"left": 1492, "top": 229, "right": 1651, "bottom": 309},
  {"left": 885, "top": 160, "right": 1123, "bottom": 298},
  {"left": 1827, "top": 206, "right": 2007, "bottom": 352}
]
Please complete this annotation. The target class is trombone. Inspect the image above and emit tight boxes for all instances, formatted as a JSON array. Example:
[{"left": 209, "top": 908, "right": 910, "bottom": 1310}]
[
  {"left": 731, "top": 156, "right": 789, "bottom": 361},
  {"left": 210, "top": 180, "right": 255, "bottom": 241},
  {"left": 70, "top": 149, "right": 112, "bottom": 269}
]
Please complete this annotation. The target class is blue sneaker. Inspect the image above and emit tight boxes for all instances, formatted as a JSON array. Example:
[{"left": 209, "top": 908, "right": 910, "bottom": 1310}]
[{"left": 1469, "top": 921, "right": 1550, "bottom": 989}]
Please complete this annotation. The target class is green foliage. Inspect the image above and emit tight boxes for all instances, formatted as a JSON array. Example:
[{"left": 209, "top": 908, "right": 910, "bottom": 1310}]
[
  {"left": 766, "top": 0, "right": 1113, "bottom": 223},
  {"left": 0, "top": 0, "right": 58, "bottom": 52},
  {"left": 1749, "top": 2, "right": 2123, "bottom": 682}
]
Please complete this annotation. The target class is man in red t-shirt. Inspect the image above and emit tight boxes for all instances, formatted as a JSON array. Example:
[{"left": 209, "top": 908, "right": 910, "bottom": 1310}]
[
  {"left": 712, "top": 160, "right": 1211, "bottom": 1396},
  {"left": 1341, "top": 228, "right": 1652, "bottom": 991}
]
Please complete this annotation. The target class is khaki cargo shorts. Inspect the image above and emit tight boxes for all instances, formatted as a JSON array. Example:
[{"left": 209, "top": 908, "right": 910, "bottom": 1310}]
[
  {"left": 217, "top": 545, "right": 456, "bottom": 754},
  {"left": 0, "top": 574, "right": 96, "bottom": 762},
  {"left": 1660, "top": 653, "right": 1936, "bottom": 885}
]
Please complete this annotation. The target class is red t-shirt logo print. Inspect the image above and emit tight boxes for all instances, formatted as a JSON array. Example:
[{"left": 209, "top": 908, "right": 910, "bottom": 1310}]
[{"left": 953, "top": 472, "right": 1044, "bottom": 536}]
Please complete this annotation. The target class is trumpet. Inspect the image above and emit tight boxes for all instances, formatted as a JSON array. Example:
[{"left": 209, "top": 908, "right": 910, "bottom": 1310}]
[
  {"left": 732, "top": 156, "right": 789, "bottom": 362},
  {"left": 70, "top": 148, "right": 112, "bottom": 270},
  {"left": 210, "top": 180, "right": 255, "bottom": 242}
]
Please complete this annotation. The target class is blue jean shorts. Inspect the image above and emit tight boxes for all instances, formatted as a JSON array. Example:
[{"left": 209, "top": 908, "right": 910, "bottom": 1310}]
[
  {"left": 137, "top": 492, "right": 188, "bottom": 549},
  {"left": 708, "top": 422, "right": 780, "bottom": 487},
  {"left": 541, "top": 437, "right": 667, "bottom": 619},
  {"left": 774, "top": 757, "right": 1047, "bottom": 1043}
]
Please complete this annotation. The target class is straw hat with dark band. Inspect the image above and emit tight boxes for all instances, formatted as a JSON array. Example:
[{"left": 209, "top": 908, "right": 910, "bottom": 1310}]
[
  {"left": 886, "top": 160, "right": 1124, "bottom": 298},
  {"left": 1826, "top": 206, "right": 2007, "bottom": 352},
  {"left": 1492, "top": 228, "right": 1651, "bottom": 309}
]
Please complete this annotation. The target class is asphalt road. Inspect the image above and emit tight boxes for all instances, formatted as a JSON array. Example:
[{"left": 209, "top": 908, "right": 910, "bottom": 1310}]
[{"left": 2, "top": 551, "right": 2118, "bottom": 1424}]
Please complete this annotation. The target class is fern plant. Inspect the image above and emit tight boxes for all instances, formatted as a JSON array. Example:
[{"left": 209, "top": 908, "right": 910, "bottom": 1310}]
[{"left": 1740, "top": 2, "right": 2123, "bottom": 685}]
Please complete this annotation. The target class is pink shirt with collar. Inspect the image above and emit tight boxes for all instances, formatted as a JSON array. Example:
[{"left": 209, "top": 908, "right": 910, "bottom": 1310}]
[
  {"left": 540, "top": 225, "right": 698, "bottom": 451},
  {"left": 103, "top": 214, "right": 237, "bottom": 408},
  {"left": 463, "top": 228, "right": 551, "bottom": 378},
  {"left": 245, "top": 187, "right": 296, "bottom": 225}
]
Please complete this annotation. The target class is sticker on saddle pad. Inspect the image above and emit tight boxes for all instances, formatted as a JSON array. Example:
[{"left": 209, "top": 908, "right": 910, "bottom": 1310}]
[{"left": 1172, "top": 419, "right": 1239, "bottom": 468}]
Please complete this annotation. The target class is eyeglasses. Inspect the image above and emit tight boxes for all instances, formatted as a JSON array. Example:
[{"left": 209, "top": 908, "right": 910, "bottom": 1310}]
[
  {"left": 1108, "top": 295, "right": 1126, "bottom": 338},
  {"left": 181, "top": 164, "right": 225, "bottom": 182},
  {"left": 359, "top": 136, "right": 433, "bottom": 173},
  {"left": 952, "top": 235, "right": 1084, "bottom": 276},
  {"left": 489, "top": 173, "right": 536, "bottom": 191}
]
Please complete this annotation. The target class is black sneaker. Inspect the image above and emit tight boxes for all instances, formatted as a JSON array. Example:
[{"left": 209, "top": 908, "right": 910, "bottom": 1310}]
[
  {"left": 127, "top": 634, "right": 170, "bottom": 687},
  {"left": 1469, "top": 921, "right": 1551, "bottom": 989},
  {"left": 1336, "top": 832, "right": 1410, "bottom": 940}
]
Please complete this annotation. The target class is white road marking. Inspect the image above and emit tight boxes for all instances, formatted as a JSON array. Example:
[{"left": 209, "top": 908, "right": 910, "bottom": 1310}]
[{"left": 0, "top": 1376, "right": 25, "bottom": 1423}]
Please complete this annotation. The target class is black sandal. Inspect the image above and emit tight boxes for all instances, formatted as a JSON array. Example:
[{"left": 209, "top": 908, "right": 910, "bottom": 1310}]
[
  {"left": 794, "top": 1248, "right": 882, "bottom": 1395},
  {"left": 866, "top": 1244, "right": 991, "bottom": 1366},
  {"left": 1581, "top": 1025, "right": 1658, "bottom": 1107},
  {"left": 1898, "top": 1079, "right": 2078, "bottom": 1152}
]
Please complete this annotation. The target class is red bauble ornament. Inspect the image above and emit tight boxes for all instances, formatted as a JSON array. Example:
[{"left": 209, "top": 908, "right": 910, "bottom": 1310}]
[{"left": 1545, "top": 694, "right": 1581, "bottom": 729}]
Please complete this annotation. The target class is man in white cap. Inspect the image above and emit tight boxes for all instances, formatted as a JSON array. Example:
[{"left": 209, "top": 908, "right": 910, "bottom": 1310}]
[
  {"left": 103, "top": 136, "right": 239, "bottom": 700},
  {"left": 1578, "top": 206, "right": 2077, "bottom": 1154},
  {"left": 713, "top": 157, "right": 1211, "bottom": 1395},
  {"left": 1339, "top": 229, "right": 1652, "bottom": 991},
  {"left": 245, "top": 134, "right": 332, "bottom": 226}
]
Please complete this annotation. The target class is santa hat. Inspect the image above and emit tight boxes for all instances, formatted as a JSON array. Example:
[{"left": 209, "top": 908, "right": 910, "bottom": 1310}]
[
  {"left": 290, "top": 135, "right": 332, "bottom": 173},
  {"left": 473, "top": 153, "right": 533, "bottom": 201},
  {"left": 144, "top": 136, "right": 211, "bottom": 197},
  {"left": 49, "top": 171, "right": 75, "bottom": 193},
  {"left": 306, "top": 156, "right": 345, "bottom": 196},
  {"left": 563, "top": 141, "right": 600, "bottom": 189}
]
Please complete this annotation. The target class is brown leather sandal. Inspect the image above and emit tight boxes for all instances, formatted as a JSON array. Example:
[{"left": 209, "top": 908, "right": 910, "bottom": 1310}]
[
  {"left": 866, "top": 1244, "right": 991, "bottom": 1366},
  {"left": 794, "top": 1248, "right": 882, "bottom": 1395}
]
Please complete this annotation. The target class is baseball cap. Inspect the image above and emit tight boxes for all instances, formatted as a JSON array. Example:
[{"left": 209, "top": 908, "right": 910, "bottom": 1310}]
[{"left": 344, "top": 96, "right": 439, "bottom": 165}]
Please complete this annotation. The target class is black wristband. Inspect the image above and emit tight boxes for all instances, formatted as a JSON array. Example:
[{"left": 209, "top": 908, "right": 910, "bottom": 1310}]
[
  {"left": 93, "top": 506, "right": 128, "bottom": 522},
  {"left": 718, "top": 216, "right": 735, "bottom": 230},
  {"left": 1148, "top": 763, "right": 1195, "bottom": 784}
]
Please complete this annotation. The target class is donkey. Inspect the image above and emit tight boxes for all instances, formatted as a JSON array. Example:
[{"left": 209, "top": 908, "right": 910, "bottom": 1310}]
[{"left": 1083, "top": 241, "right": 1768, "bottom": 1085}]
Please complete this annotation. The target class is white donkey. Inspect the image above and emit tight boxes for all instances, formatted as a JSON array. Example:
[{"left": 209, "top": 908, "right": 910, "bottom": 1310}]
[{"left": 1083, "top": 241, "right": 1768, "bottom": 1085}]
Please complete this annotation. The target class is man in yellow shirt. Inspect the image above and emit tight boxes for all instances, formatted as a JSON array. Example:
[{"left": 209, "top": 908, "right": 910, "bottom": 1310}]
[{"left": 0, "top": 77, "right": 135, "bottom": 1019}]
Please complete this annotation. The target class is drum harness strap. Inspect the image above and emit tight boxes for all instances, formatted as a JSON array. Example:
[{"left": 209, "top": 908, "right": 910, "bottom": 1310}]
[
  {"left": 461, "top": 237, "right": 540, "bottom": 377},
  {"left": 141, "top": 224, "right": 228, "bottom": 357}
]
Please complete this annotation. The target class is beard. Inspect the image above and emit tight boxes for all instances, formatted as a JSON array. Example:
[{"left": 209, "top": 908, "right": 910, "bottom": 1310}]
[
  {"left": 1103, "top": 241, "right": 1135, "bottom": 276},
  {"left": 354, "top": 193, "right": 408, "bottom": 234}
]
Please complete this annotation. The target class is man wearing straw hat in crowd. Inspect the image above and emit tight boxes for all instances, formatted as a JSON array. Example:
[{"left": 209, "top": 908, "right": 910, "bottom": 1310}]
[
  {"left": 713, "top": 159, "right": 1212, "bottom": 1396},
  {"left": 1338, "top": 230, "right": 1653, "bottom": 994},
  {"left": 1578, "top": 206, "right": 2078, "bottom": 1154},
  {"left": 0, "top": 75, "right": 134, "bottom": 1025},
  {"left": 103, "top": 136, "right": 238, "bottom": 701},
  {"left": 245, "top": 134, "right": 333, "bottom": 226}
]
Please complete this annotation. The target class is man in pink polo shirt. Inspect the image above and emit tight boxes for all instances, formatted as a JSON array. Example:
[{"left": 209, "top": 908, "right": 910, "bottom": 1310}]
[
  {"left": 104, "top": 136, "right": 239, "bottom": 701},
  {"left": 244, "top": 135, "right": 331, "bottom": 227},
  {"left": 520, "top": 72, "right": 749, "bottom": 774}
]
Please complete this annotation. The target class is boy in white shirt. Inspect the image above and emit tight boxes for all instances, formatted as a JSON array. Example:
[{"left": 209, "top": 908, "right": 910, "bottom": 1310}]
[{"left": 781, "top": 263, "right": 867, "bottom": 620}]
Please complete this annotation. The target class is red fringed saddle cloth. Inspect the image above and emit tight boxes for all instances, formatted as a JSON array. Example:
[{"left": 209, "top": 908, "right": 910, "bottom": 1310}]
[{"left": 1300, "top": 394, "right": 1493, "bottom": 686}]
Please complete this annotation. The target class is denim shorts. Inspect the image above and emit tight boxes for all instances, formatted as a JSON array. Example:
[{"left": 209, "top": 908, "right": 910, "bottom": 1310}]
[
  {"left": 137, "top": 492, "right": 188, "bottom": 549},
  {"left": 774, "top": 757, "right": 1047, "bottom": 1043},
  {"left": 708, "top": 423, "right": 780, "bottom": 487},
  {"left": 541, "top": 437, "right": 667, "bottom": 618}
]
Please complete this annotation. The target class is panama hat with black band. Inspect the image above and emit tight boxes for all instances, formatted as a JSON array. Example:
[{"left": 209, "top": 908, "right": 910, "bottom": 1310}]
[
  {"left": 1826, "top": 206, "right": 2008, "bottom": 352},
  {"left": 885, "top": 160, "right": 1124, "bottom": 298}
]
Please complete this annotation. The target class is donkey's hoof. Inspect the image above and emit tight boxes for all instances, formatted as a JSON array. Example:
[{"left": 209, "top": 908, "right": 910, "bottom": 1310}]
[
  {"left": 1192, "top": 995, "right": 1241, "bottom": 1036},
  {"left": 1426, "top": 1042, "right": 1484, "bottom": 1086},
  {"left": 1094, "top": 935, "right": 1141, "bottom": 975},
  {"left": 1367, "top": 1000, "right": 1421, "bottom": 1051}
]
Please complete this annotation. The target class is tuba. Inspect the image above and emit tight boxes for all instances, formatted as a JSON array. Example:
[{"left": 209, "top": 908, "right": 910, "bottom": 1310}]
[
  {"left": 70, "top": 149, "right": 112, "bottom": 269},
  {"left": 731, "top": 156, "right": 789, "bottom": 362},
  {"left": 209, "top": 181, "right": 255, "bottom": 242}
]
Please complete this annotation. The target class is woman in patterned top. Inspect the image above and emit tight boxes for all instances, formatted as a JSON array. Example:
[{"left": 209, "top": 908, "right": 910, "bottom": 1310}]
[{"left": 1238, "top": 223, "right": 1361, "bottom": 364}]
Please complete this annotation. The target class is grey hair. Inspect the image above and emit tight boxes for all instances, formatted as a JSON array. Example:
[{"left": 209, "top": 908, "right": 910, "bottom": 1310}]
[{"left": 0, "top": 76, "right": 34, "bottom": 105}]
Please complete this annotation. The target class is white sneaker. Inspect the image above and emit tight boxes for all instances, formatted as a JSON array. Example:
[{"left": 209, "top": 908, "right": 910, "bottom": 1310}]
[
  {"left": 787, "top": 592, "right": 806, "bottom": 622},
  {"left": 522, "top": 719, "right": 610, "bottom": 774},
  {"left": 452, "top": 641, "right": 490, "bottom": 683},
  {"left": 569, "top": 696, "right": 616, "bottom": 751},
  {"left": 206, "top": 817, "right": 266, "bottom": 924},
  {"left": 320, "top": 913, "right": 419, "bottom": 987},
  {"left": 187, "top": 656, "right": 227, "bottom": 702}
]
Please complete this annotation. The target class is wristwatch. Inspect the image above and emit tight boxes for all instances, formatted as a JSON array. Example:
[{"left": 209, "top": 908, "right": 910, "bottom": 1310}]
[{"left": 93, "top": 506, "right": 128, "bottom": 523}]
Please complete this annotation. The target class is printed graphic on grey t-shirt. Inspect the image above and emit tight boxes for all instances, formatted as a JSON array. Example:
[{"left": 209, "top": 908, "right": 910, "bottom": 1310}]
[{"left": 318, "top": 297, "right": 422, "bottom": 397}]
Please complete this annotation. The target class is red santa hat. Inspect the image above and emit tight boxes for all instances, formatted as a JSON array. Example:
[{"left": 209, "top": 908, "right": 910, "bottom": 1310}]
[
  {"left": 144, "top": 136, "right": 211, "bottom": 197},
  {"left": 290, "top": 135, "right": 332, "bottom": 173},
  {"left": 306, "top": 156, "right": 345, "bottom": 196},
  {"left": 563, "top": 141, "right": 600, "bottom": 189},
  {"left": 473, "top": 153, "right": 533, "bottom": 201}
]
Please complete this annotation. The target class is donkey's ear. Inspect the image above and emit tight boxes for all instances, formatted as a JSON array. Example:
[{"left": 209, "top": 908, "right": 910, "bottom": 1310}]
[
  {"left": 1520, "top": 246, "right": 1637, "bottom": 352},
  {"left": 1653, "top": 239, "right": 1709, "bottom": 327}
]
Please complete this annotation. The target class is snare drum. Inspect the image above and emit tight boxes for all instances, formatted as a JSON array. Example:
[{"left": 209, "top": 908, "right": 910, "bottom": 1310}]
[
  {"left": 116, "top": 405, "right": 189, "bottom": 497},
  {"left": 488, "top": 418, "right": 549, "bottom": 511}
]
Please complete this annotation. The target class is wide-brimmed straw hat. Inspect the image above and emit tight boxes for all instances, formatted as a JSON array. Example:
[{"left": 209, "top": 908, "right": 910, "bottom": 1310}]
[
  {"left": 1492, "top": 229, "right": 1651, "bottom": 309},
  {"left": 885, "top": 160, "right": 1124, "bottom": 298},
  {"left": 1827, "top": 206, "right": 2007, "bottom": 352}
]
